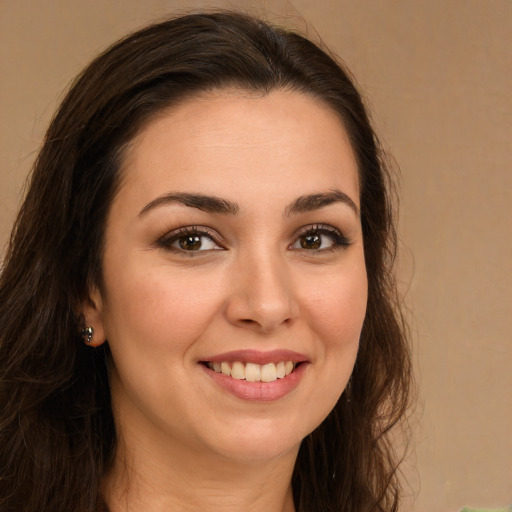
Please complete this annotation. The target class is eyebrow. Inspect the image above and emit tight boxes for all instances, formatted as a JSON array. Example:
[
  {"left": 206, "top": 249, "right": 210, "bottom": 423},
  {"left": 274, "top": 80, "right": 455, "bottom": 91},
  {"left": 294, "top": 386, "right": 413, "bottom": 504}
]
[
  {"left": 138, "top": 192, "right": 239, "bottom": 217},
  {"left": 285, "top": 190, "right": 360, "bottom": 217},
  {"left": 138, "top": 189, "right": 359, "bottom": 218}
]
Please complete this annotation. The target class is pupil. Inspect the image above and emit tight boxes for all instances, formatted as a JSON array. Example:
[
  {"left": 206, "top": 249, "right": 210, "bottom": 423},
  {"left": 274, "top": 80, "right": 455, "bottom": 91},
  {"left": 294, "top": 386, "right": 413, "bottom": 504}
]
[
  {"left": 180, "top": 235, "right": 202, "bottom": 250},
  {"left": 301, "top": 234, "right": 321, "bottom": 249}
]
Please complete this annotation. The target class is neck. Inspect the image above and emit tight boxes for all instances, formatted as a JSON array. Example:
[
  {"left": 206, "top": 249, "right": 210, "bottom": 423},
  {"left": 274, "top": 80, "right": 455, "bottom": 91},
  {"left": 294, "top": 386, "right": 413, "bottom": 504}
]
[{"left": 102, "top": 423, "right": 298, "bottom": 512}]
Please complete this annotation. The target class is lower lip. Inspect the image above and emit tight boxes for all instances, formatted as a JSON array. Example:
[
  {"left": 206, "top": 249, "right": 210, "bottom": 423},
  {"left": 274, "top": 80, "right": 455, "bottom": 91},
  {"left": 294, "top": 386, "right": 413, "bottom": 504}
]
[{"left": 200, "top": 363, "right": 308, "bottom": 402}]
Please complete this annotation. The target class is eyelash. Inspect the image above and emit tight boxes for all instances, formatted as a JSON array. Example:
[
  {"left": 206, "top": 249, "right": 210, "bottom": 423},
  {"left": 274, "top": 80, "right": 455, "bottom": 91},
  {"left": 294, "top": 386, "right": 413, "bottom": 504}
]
[
  {"left": 156, "top": 226, "right": 224, "bottom": 254},
  {"left": 290, "top": 224, "right": 352, "bottom": 252},
  {"left": 156, "top": 224, "right": 351, "bottom": 254}
]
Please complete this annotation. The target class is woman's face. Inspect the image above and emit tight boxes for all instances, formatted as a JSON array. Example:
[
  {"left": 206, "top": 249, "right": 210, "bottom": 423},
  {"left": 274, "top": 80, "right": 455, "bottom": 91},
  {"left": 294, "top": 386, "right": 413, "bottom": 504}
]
[{"left": 87, "top": 90, "right": 367, "bottom": 464}]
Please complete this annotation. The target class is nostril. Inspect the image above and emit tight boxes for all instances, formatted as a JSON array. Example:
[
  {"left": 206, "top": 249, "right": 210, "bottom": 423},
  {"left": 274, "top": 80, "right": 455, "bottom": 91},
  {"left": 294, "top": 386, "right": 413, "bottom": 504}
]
[
  {"left": 241, "top": 318, "right": 255, "bottom": 324},
  {"left": 225, "top": 290, "right": 299, "bottom": 332}
]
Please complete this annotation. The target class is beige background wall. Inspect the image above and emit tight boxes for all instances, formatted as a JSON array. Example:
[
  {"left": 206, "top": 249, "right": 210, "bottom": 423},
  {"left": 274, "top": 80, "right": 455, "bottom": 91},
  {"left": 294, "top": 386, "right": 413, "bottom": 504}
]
[{"left": 1, "top": 1, "right": 511, "bottom": 510}]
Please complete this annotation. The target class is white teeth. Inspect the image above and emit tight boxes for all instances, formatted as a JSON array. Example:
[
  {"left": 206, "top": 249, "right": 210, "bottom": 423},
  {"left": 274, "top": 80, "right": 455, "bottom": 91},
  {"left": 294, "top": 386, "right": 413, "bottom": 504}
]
[
  {"left": 207, "top": 360, "right": 297, "bottom": 381},
  {"left": 245, "top": 363, "right": 261, "bottom": 382},
  {"left": 260, "top": 363, "right": 277, "bottom": 382},
  {"left": 276, "top": 361, "right": 286, "bottom": 379},
  {"left": 221, "top": 362, "right": 231, "bottom": 376},
  {"left": 231, "top": 361, "right": 245, "bottom": 380}
]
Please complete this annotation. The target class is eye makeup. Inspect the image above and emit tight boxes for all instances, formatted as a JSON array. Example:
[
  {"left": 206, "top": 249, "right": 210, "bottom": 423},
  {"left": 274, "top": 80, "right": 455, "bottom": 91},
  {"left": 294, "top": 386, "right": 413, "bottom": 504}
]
[
  {"left": 289, "top": 223, "right": 352, "bottom": 252},
  {"left": 154, "top": 221, "right": 351, "bottom": 258},
  {"left": 155, "top": 225, "right": 225, "bottom": 254}
]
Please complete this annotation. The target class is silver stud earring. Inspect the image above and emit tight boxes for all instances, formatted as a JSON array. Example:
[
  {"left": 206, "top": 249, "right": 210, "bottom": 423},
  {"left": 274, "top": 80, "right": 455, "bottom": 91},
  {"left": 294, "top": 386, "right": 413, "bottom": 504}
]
[{"left": 81, "top": 326, "right": 94, "bottom": 344}]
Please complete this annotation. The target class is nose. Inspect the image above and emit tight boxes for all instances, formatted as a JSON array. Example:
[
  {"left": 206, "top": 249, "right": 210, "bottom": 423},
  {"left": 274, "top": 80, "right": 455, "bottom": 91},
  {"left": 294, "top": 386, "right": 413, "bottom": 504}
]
[{"left": 224, "top": 251, "right": 299, "bottom": 333}]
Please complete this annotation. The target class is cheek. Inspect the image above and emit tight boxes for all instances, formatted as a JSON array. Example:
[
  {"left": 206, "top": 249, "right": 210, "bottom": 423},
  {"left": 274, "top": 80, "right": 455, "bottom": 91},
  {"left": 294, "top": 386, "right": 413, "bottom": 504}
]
[
  {"left": 101, "top": 262, "right": 223, "bottom": 353},
  {"left": 302, "top": 264, "right": 368, "bottom": 349},
  {"left": 293, "top": 263, "right": 367, "bottom": 433}
]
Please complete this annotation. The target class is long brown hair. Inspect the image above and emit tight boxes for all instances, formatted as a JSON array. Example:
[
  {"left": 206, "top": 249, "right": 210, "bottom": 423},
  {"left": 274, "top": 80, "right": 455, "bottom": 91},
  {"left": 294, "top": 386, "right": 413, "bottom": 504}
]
[{"left": 0, "top": 11, "right": 411, "bottom": 512}]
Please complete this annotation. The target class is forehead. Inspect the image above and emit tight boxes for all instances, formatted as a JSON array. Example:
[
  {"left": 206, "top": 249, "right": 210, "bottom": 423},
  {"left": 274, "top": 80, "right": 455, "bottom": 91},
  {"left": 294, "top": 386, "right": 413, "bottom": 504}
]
[{"left": 118, "top": 89, "right": 360, "bottom": 209}]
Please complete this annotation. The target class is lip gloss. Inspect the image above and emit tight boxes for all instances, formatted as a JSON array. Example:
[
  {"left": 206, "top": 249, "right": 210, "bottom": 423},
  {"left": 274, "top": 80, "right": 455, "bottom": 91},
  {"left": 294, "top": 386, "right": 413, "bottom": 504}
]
[{"left": 200, "top": 361, "right": 308, "bottom": 402}]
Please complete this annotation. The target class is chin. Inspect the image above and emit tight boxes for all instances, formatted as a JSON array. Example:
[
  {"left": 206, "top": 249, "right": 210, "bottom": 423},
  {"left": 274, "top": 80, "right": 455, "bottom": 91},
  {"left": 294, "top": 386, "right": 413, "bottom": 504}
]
[
  {"left": 213, "top": 436, "right": 302, "bottom": 464},
  {"left": 196, "top": 415, "right": 317, "bottom": 464}
]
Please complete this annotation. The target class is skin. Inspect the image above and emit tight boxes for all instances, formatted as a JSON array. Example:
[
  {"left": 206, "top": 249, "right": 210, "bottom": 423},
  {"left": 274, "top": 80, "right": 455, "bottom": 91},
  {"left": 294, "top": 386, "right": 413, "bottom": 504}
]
[{"left": 84, "top": 89, "right": 368, "bottom": 512}]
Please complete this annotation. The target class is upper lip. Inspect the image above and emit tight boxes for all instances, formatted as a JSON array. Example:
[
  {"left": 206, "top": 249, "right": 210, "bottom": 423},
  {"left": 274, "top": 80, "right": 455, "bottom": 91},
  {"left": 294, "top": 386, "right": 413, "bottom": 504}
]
[{"left": 200, "top": 349, "right": 308, "bottom": 365}]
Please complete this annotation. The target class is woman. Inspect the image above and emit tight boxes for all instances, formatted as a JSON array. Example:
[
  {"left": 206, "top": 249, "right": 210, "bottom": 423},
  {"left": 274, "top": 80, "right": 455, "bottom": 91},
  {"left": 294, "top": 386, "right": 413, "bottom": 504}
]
[{"left": 0, "top": 11, "right": 411, "bottom": 512}]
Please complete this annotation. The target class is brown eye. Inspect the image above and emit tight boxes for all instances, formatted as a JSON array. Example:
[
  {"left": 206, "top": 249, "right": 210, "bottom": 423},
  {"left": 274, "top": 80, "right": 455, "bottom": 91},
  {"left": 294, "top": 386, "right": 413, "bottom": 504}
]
[
  {"left": 158, "top": 227, "right": 223, "bottom": 253},
  {"left": 300, "top": 233, "right": 322, "bottom": 250},
  {"left": 290, "top": 224, "right": 351, "bottom": 252},
  {"left": 179, "top": 235, "right": 202, "bottom": 250}
]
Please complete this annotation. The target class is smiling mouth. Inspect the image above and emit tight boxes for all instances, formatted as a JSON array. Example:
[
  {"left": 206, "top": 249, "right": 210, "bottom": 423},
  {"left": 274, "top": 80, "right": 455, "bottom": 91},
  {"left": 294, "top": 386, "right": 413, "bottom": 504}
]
[{"left": 204, "top": 361, "right": 298, "bottom": 383}]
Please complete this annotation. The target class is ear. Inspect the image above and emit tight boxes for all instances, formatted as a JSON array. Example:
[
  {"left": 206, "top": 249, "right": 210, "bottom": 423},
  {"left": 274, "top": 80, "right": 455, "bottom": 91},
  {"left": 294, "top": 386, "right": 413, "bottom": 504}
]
[{"left": 80, "top": 286, "right": 107, "bottom": 348}]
